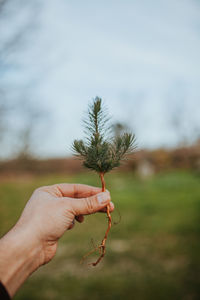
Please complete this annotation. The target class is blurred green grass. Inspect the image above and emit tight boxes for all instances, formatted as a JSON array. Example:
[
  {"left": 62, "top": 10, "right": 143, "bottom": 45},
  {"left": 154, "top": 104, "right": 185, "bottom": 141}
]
[{"left": 0, "top": 171, "right": 200, "bottom": 300}]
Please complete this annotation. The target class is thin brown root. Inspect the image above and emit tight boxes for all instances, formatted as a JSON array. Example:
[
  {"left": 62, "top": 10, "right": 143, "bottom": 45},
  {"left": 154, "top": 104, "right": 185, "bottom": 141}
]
[
  {"left": 80, "top": 245, "right": 101, "bottom": 264},
  {"left": 81, "top": 173, "right": 112, "bottom": 266},
  {"left": 91, "top": 238, "right": 101, "bottom": 255},
  {"left": 90, "top": 245, "right": 105, "bottom": 266},
  {"left": 90, "top": 203, "right": 112, "bottom": 266},
  {"left": 113, "top": 207, "right": 122, "bottom": 226}
]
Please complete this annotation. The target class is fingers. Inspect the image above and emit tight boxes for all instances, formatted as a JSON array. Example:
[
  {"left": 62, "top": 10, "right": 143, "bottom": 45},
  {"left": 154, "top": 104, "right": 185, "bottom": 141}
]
[
  {"left": 99, "top": 201, "right": 114, "bottom": 213},
  {"left": 73, "top": 202, "right": 114, "bottom": 223},
  {"left": 69, "top": 216, "right": 84, "bottom": 230},
  {"left": 66, "top": 191, "right": 111, "bottom": 216},
  {"left": 54, "top": 183, "right": 102, "bottom": 198},
  {"left": 75, "top": 215, "right": 84, "bottom": 223}
]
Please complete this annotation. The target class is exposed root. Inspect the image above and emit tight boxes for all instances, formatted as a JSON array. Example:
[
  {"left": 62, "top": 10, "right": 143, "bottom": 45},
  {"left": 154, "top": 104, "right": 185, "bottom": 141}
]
[
  {"left": 81, "top": 173, "right": 112, "bottom": 266},
  {"left": 90, "top": 204, "right": 112, "bottom": 266},
  {"left": 80, "top": 246, "right": 100, "bottom": 264}
]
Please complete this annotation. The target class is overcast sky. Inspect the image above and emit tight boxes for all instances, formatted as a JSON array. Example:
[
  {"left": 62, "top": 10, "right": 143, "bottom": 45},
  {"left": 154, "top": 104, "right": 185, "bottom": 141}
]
[{"left": 1, "top": 0, "right": 200, "bottom": 157}]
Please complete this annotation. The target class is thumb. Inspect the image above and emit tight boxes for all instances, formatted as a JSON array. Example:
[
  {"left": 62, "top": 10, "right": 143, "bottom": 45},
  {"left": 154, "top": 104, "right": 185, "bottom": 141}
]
[{"left": 67, "top": 191, "right": 111, "bottom": 216}]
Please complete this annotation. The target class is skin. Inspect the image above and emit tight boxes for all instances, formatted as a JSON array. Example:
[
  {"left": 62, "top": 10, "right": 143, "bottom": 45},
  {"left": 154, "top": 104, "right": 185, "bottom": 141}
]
[{"left": 0, "top": 183, "right": 114, "bottom": 298}]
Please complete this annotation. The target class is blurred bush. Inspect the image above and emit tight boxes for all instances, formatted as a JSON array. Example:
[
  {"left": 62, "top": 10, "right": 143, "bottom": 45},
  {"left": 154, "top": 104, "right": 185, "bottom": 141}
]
[{"left": 0, "top": 141, "right": 200, "bottom": 176}]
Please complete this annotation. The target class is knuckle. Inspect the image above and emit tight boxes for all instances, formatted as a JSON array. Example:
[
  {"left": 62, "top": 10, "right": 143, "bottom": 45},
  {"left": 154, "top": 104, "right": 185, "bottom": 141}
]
[{"left": 85, "top": 197, "right": 94, "bottom": 214}]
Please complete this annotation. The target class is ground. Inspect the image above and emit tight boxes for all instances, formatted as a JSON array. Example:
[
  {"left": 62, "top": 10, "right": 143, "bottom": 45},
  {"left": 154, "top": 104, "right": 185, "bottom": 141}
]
[{"left": 0, "top": 171, "right": 200, "bottom": 300}]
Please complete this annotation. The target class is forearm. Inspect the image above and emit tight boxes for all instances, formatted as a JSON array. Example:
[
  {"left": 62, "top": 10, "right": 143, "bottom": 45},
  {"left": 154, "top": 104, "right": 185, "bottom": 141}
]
[{"left": 0, "top": 224, "right": 42, "bottom": 298}]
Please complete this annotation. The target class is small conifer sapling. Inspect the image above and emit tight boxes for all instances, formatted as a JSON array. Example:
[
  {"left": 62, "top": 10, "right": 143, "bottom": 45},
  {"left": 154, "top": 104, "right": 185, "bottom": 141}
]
[{"left": 72, "top": 97, "right": 136, "bottom": 266}]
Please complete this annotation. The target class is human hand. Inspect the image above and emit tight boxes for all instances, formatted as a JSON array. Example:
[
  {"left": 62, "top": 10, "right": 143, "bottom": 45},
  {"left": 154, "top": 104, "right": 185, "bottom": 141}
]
[
  {"left": 0, "top": 183, "right": 113, "bottom": 297},
  {"left": 18, "top": 183, "right": 113, "bottom": 265}
]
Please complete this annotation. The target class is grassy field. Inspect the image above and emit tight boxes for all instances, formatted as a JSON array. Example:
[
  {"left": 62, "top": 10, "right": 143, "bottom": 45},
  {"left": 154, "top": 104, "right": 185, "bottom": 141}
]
[{"left": 0, "top": 171, "right": 200, "bottom": 300}]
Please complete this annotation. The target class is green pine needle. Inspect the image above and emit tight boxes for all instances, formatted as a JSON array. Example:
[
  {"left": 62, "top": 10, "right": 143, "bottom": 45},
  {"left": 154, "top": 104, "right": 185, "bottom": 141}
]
[{"left": 72, "top": 97, "right": 136, "bottom": 174}]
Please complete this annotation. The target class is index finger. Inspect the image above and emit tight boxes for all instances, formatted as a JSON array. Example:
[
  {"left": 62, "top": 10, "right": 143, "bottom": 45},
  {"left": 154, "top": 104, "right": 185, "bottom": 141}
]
[{"left": 54, "top": 183, "right": 102, "bottom": 198}]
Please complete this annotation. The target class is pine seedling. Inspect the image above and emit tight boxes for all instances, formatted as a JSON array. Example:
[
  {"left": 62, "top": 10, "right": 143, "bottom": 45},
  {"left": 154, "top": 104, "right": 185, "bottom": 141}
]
[{"left": 72, "top": 97, "right": 136, "bottom": 266}]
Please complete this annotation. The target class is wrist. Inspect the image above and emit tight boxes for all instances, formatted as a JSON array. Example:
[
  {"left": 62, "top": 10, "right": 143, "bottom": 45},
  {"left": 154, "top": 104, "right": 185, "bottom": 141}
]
[{"left": 0, "top": 224, "right": 42, "bottom": 297}]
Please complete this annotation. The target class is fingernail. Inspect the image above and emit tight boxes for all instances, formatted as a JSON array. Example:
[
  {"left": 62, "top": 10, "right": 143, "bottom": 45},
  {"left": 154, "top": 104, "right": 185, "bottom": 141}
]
[
  {"left": 110, "top": 202, "right": 114, "bottom": 210},
  {"left": 97, "top": 192, "right": 110, "bottom": 204}
]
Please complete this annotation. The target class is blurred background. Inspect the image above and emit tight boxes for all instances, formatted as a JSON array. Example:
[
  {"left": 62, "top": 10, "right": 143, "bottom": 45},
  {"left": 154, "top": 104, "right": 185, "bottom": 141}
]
[{"left": 0, "top": 0, "right": 200, "bottom": 299}]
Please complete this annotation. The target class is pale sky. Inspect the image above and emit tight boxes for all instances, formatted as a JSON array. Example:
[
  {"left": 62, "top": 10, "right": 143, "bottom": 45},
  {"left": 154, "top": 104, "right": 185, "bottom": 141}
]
[{"left": 1, "top": 0, "right": 200, "bottom": 158}]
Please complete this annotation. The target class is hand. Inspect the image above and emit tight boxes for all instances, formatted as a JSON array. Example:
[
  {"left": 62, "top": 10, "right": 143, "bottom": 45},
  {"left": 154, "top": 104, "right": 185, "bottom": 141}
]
[
  {"left": 0, "top": 183, "right": 113, "bottom": 297},
  {"left": 18, "top": 183, "right": 113, "bottom": 265}
]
